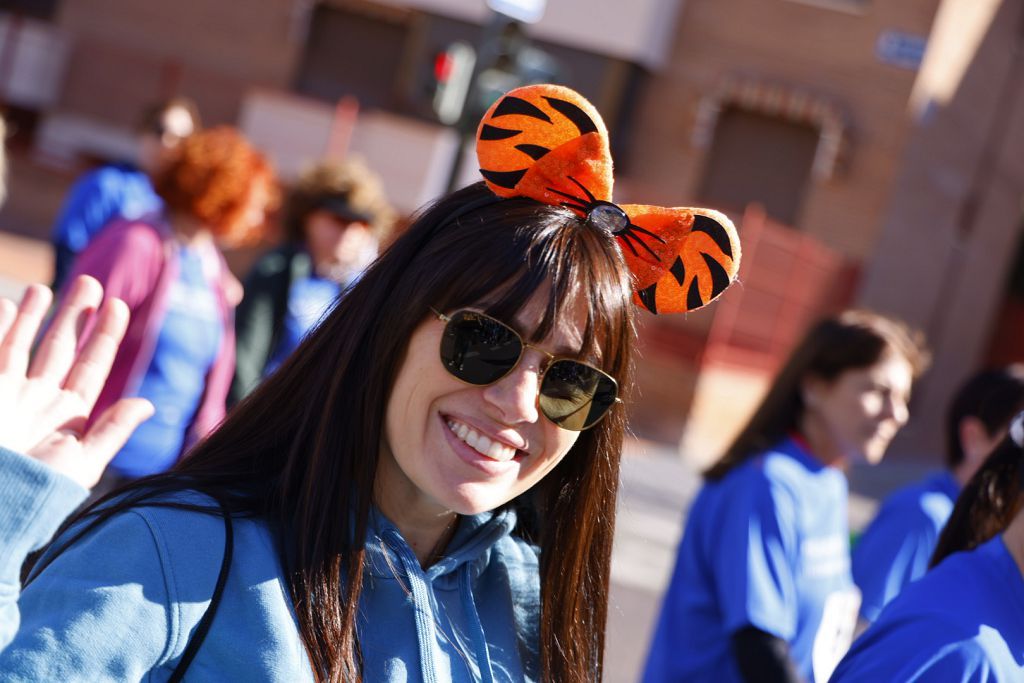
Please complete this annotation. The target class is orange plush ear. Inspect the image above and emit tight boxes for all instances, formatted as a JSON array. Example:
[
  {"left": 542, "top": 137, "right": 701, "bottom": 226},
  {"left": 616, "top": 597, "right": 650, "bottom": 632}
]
[
  {"left": 476, "top": 84, "right": 614, "bottom": 210},
  {"left": 474, "top": 83, "right": 741, "bottom": 315},
  {"left": 620, "top": 207, "right": 740, "bottom": 314}
]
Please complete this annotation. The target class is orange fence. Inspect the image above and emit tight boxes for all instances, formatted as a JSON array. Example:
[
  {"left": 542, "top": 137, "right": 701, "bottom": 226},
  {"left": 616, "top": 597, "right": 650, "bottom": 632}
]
[{"left": 701, "top": 203, "right": 859, "bottom": 373}]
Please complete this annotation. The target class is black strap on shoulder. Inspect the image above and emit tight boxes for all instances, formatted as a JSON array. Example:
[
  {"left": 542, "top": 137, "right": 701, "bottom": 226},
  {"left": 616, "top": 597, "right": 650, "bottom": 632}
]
[
  {"left": 731, "top": 625, "right": 801, "bottom": 683},
  {"left": 168, "top": 497, "right": 235, "bottom": 682}
]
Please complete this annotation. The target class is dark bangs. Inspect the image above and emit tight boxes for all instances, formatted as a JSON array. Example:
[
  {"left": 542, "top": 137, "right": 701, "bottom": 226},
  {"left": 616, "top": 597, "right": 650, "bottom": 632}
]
[{"left": 411, "top": 187, "right": 634, "bottom": 380}]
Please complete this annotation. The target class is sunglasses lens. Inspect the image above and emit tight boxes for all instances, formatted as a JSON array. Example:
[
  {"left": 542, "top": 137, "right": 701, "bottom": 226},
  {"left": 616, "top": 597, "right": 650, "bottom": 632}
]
[
  {"left": 440, "top": 311, "right": 522, "bottom": 385},
  {"left": 539, "top": 360, "right": 618, "bottom": 431}
]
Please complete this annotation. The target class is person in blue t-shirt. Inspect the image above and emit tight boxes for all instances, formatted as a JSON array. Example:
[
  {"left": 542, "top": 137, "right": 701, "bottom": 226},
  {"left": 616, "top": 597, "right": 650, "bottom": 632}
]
[
  {"left": 50, "top": 97, "right": 200, "bottom": 291},
  {"left": 229, "top": 158, "right": 395, "bottom": 405},
  {"left": 832, "top": 414, "right": 1024, "bottom": 682},
  {"left": 642, "top": 311, "right": 929, "bottom": 683},
  {"left": 852, "top": 366, "right": 1024, "bottom": 625}
]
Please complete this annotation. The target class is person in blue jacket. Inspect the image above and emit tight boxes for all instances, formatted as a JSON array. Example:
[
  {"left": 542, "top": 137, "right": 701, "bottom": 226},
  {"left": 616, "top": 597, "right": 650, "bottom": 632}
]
[
  {"left": 1, "top": 179, "right": 640, "bottom": 680},
  {"left": 642, "top": 311, "right": 929, "bottom": 683},
  {"left": 832, "top": 413, "right": 1024, "bottom": 682},
  {"left": 50, "top": 97, "right": 200, "bottom": 291},
  {"left": 852, "top": 365, "right": 1024, "bottom": 624}
]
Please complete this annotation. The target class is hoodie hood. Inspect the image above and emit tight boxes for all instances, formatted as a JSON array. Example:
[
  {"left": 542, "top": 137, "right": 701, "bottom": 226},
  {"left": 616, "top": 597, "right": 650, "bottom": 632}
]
[{"left": 359, "top": 507, "right": 529, "bottom": 683}]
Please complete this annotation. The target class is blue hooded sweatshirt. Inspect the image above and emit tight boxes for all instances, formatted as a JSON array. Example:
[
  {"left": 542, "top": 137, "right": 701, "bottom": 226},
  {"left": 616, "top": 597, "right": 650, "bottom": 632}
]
[{"left": 0, "top": 446, "right": 541, "bottom": 681}]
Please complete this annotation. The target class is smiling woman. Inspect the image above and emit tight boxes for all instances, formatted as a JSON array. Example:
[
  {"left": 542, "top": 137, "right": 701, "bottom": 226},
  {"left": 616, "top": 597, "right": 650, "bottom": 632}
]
[{"left": 0, "top": 85, "right": 740, "bottom": 682}]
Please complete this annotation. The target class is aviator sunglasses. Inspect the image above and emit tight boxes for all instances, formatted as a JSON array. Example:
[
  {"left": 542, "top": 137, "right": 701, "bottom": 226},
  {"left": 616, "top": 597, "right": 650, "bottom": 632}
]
[{"left": 434, "top": 309, "right": 620, "bottom": 431}]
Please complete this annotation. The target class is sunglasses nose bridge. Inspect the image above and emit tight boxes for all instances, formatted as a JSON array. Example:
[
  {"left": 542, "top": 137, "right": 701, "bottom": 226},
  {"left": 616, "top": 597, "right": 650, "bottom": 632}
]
[{"left": 519, "top": 342, "right": 556, "bottom": 380}]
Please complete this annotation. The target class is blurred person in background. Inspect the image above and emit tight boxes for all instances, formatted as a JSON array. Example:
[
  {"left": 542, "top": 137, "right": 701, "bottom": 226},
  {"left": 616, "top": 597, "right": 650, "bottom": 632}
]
[
  {"left": 229, "top": 157, "right": 395, "bottom": 405},
  {"left": 852, "top": 365, "right": 1024, "bottom": 626},
  {"left": 642, "top": 311, "right": 929, "bottom": 683},
  {"left": 50, "top": 97, "right": 200, "bottom": 291},
  {"left": 832, "top": 412, "right": 1024, "bottom": 682},
  {"left": 66, "top": 126, "right": 275, "bottom": 487}
]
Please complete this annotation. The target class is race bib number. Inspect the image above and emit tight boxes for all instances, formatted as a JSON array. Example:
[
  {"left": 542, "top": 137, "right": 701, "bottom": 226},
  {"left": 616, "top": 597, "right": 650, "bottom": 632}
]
[{"left": 812, "top": 588, "right": 861, "bottom": 682}]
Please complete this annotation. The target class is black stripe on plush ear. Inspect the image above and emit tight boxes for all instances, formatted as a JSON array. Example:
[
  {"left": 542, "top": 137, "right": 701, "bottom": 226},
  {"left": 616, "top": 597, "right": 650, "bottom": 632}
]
[
  {"left": 479, "top": 168, "right": 527, "bottom": 190},
  {"left": 479, "top": 124, "right": 522, "bottom": 141},
  {"left": 702, "top": 253, "right": 732, "bottom": 298},
  {"left": 637, "top": 284, "right": 658, "bottom": 314},
  {"left": 543, "top": 96, "right": 598, "bottom": 135},
  {"left": 492, "top": 96, "right": 552, "bottom": 122},
  {"left": 515, "top": 144, "right": 551, "bottom": 161},
  {"left": 669, "top": 257, "right": 686, "bottom": 287},
  {"left": 693, "top": 214, "right": 734, "bottom": 259}
]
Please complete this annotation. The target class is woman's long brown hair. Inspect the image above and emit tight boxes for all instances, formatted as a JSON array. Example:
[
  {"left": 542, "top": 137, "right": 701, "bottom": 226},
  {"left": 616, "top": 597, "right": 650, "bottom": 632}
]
[
  {"left": 33, "top": 182, "right": 635, "bottom": 682},
  {"left": 931, "top": 433, "right": 1024, "bottom": 567}
]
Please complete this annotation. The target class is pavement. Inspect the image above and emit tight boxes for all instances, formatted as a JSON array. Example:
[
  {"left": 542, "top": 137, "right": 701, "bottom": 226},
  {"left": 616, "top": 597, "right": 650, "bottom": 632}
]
[{"left": 0, "top": 231, "right": 51, "bottom": 300}]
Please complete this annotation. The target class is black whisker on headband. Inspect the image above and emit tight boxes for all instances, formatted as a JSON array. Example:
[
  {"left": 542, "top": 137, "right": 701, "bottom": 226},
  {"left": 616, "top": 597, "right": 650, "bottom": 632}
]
[
  {"left": 620, "top": 229, "right": 662, "bottom": 261},
  {"left": 567, "top": 176, "right": 598, "bottom": 204}
]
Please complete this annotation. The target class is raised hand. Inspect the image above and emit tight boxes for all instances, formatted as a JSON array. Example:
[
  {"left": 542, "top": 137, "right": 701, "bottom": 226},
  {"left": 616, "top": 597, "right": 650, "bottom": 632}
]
[{"left": 0, "top": 276, "right": 153, "bottom": 488}]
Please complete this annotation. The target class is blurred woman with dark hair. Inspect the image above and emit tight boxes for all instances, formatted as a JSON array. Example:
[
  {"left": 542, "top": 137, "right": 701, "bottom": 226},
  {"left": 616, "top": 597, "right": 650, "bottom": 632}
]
[
  {"left": 832, "top": 414, "right": 1024, "bottom": 681},
  {"left": 66, "top": 126, "right": 275, "bottom": 483},
  {"left": 644, "top": 311, "right": 929, "bottom": 683}
]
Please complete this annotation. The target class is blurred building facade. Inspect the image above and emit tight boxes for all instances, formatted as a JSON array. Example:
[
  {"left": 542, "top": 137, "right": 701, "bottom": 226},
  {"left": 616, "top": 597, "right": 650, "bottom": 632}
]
[{"left": 0, "top": 0, "right": 1021, "bottom": 461}]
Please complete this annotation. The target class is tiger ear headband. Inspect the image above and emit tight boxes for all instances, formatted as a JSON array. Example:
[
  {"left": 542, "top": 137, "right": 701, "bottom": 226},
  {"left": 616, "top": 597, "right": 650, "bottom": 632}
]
[{"left": 476, "top": 83, "right": 740, "bottom": 315}]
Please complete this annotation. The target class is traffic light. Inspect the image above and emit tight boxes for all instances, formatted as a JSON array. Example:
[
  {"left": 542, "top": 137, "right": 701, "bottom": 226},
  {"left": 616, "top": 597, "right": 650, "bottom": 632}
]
[{"left": 432, "top": 41, "right": 476, "bottom": 126}]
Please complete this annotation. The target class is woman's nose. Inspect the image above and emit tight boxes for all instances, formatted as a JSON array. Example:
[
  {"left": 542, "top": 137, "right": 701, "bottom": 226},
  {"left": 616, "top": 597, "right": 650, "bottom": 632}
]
[
  {"left": 886, "top": 394, "right": 909, "bottom": 427},
  {"left": 481, "top": 351, "right": 543, "bottom": 424}
]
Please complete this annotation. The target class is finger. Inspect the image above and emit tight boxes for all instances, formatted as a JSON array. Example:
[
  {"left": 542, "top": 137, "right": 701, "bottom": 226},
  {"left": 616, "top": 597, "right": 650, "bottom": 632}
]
[
  {"left": 28, "top": 275, "right": 104, "bottom": 382},
  {"left": 0, "top": 284, "right": 53, "bottom": 376},
  {"left": 0, "top": 298, "right": 16, "bottom": 342},
  {"left": 63, "top": 296, "right": 130, "bottom": 408},
  {"left": 80, "top": 398, "right": 154, "bottom": 476}
]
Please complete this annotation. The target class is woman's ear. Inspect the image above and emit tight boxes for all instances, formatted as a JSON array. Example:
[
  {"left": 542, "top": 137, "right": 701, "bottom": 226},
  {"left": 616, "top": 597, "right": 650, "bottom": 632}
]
[
  {"left": 958, "top": 415, "right": 1003, "bottom": 466},
  {"left": 801, "top": 376, "right": 825, "bottom": 410}
]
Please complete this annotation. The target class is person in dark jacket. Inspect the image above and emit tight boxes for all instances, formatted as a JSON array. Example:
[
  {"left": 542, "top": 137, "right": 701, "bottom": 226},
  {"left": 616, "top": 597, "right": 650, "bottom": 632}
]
[{"left": 229, "top": 158, "right": 394, "bottom": 405}]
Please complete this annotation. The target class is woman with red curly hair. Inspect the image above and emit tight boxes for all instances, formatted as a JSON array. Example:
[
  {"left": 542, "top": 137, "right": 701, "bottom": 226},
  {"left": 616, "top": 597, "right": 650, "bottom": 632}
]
[{"left": 66, "top": 126, "right": 275, "bottom": 485}]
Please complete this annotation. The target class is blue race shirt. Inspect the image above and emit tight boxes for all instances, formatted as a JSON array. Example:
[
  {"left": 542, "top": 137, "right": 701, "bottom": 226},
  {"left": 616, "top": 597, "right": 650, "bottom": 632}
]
[
  {"left": 852, "top": 470, "right": 959, "bottom": 622},
  {"left": 263, "top": 272, "right": 342, "bottom": 376},
  {"left": 833, "top": 535, "right": 1024, "bottom": 682},
  {"left": 111, "top": 245, "right": 222, "bottom": 477},
  {"left": 51, "top": 164, "right": 162, "bottom": 253},
  {"left": 642, "top": 438, "right": 860, "bottom": 683}
]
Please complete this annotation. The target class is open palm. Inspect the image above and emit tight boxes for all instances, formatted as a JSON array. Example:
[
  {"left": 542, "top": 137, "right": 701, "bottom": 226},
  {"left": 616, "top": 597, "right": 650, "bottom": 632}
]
[{"left": 0, "top": 276, "right": 152, "bottom": 488}]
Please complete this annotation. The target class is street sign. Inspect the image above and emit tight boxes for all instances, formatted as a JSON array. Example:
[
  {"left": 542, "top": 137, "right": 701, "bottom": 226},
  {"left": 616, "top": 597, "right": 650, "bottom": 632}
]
[
  {"left": 486, "top": 0, "right": 546, "bottom": 24},
  {"left": 876, "top": 30, "right": 927, "bottom": 70}
]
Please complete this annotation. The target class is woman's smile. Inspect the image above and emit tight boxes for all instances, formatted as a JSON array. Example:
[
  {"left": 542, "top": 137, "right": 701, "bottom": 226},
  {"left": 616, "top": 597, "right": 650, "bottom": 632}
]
[{"left": 444, "top": 415, "right": 520, "bottom": 461}]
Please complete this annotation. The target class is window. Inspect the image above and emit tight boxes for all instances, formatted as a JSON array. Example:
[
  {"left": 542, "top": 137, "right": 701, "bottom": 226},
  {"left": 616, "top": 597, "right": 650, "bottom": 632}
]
[
  {"left": 0, "top": 1, "right": 61, "bottom": 21},
  {"left": 698, "top": 107, "right": 819, "bottom": 226},
  {"left": 294, "top": 2, "right": 413, "bottom": 111}
]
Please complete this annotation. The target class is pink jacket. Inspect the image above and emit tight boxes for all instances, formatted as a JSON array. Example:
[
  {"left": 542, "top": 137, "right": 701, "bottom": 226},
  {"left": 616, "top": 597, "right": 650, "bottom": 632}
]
[{"left": 70, "top": 216, "right": 236, "bottom": 454}]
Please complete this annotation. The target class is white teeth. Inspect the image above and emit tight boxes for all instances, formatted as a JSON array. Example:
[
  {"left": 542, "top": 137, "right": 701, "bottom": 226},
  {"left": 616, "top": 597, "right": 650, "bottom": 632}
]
[
  {"left": 447, "top": 418, "right": 517, "bottom": 462},
  {"left": 486, "top": 441, "right": 507, "bottom": 460}
]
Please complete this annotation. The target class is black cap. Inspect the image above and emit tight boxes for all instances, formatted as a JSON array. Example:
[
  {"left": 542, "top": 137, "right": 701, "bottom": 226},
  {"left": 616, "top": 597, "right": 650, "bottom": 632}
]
[{"left": 315, "top": 194, "right": 374, "bottom": 225}]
